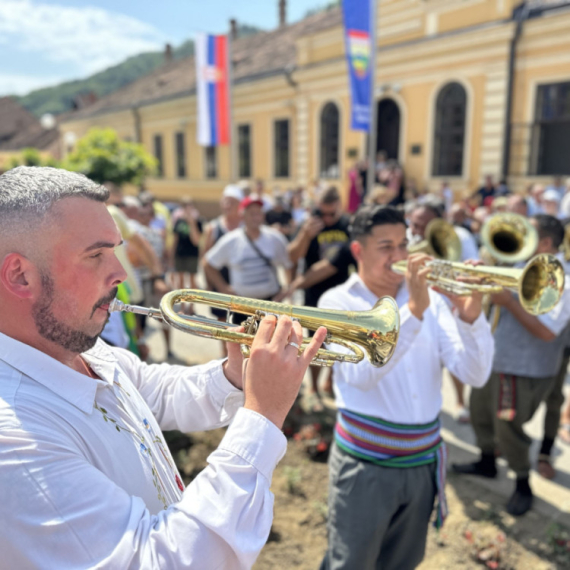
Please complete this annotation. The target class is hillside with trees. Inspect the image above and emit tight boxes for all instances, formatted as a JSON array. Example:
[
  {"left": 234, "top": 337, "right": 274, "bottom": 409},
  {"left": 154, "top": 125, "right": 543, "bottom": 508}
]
[{"left": 17, "top": 24, "right": 261, "bottom": 118}]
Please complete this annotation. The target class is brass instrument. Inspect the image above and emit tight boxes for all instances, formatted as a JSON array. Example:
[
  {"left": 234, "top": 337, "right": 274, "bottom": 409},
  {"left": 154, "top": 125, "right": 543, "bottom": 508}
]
[
  {"left": 392, "top": 253, "right": 565, "bottom": 315},
  {"left": 480, "top": 212, "right": 538, "bottom": 265},
  {"left": 110, "top": 290, "right": 400, "bottom": 368},
  {"left": 408, "top": 218, "right": 462, "bottom": 261}
]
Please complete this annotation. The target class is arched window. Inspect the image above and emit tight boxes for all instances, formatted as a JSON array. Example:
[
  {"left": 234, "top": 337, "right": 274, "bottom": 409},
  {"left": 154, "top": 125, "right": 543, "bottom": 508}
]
[
  {"left": 432, "top": 82, "right": 467, "bottom": 176},
  {"left": 320, "top": 102, "right": 340, "bottom": 178}
]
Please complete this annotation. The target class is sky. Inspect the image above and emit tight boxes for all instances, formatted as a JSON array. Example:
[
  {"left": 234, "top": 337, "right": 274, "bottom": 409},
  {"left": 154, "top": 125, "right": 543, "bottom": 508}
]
[{"left": 0, "top": 0, "right": 331, "bottom": 96}]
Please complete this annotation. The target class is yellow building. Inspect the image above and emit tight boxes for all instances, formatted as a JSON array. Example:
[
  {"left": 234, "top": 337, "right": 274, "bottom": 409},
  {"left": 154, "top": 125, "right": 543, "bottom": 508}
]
[{"left": 60, "top": 0, "right": 570, "bottom": 212}]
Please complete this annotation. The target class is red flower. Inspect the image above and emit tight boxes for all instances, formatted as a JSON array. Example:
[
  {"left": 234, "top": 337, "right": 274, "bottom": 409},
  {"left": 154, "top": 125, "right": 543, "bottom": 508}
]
[{"left": 175, "top": 475, "right": 184, "bottom": 491}]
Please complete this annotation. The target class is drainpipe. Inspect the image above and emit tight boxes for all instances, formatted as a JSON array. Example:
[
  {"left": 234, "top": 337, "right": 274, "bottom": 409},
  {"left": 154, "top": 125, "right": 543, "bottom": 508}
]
[{"left": 502, "top": 1, "right": 530, "bottom": 179}]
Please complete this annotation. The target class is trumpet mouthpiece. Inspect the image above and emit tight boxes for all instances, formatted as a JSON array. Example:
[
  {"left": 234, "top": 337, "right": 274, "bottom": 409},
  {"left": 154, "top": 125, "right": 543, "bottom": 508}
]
[{"left": 108, "top": 299, "right": 125, "bottom": 313}]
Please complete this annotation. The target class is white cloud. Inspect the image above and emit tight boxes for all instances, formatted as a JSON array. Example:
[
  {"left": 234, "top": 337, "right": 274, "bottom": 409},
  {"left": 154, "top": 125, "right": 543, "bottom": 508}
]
[
  {"left": 0, "top": 0, "right": 168, "bottom": 77},
  {"left": 0, "top": 72, "right": 66, "bottom": 95}
]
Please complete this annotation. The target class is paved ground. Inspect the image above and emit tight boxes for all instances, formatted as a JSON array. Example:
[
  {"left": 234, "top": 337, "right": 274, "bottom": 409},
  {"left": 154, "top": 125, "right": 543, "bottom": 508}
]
[{"left": 144, "top": 273, "right": 570, "bottom": 528}]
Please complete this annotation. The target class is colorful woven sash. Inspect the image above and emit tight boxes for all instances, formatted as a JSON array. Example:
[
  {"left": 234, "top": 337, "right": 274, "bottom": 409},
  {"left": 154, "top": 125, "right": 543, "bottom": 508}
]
[{"left": 335, "top": 409, "right": 448, "bottom": 529}]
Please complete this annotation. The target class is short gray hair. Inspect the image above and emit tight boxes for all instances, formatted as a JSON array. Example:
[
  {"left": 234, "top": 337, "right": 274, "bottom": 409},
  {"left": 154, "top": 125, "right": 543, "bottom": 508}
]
[{"left": 0, "top": 167, "right": 109, "bottom": 231}]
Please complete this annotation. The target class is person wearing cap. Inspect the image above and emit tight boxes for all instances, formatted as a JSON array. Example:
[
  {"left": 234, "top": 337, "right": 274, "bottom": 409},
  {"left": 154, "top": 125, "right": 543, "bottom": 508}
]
[
  {"left": 266, "top": 191, "right": 295, "bottom": 239},
  {"left": 542, "top": 188, "right": 561, "bottom": 218},
  {"left": 203, "top": 194, "right": 293, "bottom": 322},
  {"left": 203, "top": 185, "right": 244, "bottom": 328}
]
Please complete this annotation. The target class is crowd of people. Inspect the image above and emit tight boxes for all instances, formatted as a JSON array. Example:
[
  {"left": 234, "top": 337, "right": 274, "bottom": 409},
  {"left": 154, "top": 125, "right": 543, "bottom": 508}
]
[{"left": 1, "top": 162, "right": 570, "bottom": 569}]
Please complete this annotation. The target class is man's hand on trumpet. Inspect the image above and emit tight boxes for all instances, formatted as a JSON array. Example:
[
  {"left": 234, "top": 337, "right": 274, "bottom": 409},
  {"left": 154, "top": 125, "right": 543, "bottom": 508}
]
[
  {"left": 241, "top": 315, "right": 327, "bottom": 429},
  {"left": 432, "top": 259, "right": 485, "bottom": 324},
  {"left": 405, "top": 253, "right": 432, "bottom": 321}
]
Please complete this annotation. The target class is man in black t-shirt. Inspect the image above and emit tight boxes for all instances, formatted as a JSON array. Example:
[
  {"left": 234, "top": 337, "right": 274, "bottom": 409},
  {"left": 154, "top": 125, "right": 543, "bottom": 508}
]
[
  {"left": 288, "top": 186, "right": 350, "bottom": 400},
  {"left": 265, "top": 194, "right": 294, "bottom": 239}
]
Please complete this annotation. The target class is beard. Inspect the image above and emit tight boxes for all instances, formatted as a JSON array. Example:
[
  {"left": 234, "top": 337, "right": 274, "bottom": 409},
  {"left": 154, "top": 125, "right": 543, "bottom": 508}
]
[{"left": 32, "top": 271, "right": 117, "bottom": 354}]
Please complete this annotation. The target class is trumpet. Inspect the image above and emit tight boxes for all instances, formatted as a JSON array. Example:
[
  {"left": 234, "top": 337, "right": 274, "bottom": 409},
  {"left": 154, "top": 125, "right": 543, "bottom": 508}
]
[
  {"left": 392, "top": 253, "right": 565, "bottom": 315},
  {"left": 110, "top": 290, "right": 400, "bottom": 368},
  {"left": 408, "top": 218, "right": 462, "bottom": 261},
  {"left": 480, "top": 212, "right": 538, "bottom": 265}
]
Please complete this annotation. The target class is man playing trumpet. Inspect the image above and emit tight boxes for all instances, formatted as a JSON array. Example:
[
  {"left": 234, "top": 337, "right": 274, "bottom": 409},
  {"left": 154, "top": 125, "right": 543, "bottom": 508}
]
[
  {"left": 454, "top": 214, "right": 570, "bottom": 516},
  {"left": 318, "top": 205, "right": 494, "bottom": 570},
  {"left": 0, "top": 166, "right": 327, "bottom": 569}
]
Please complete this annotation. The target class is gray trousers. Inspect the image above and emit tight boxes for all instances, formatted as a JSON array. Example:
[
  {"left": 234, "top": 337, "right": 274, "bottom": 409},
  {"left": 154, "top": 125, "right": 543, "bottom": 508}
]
[
  {"left": 543, "top": 354, "right": 570, "bottom": 441},
  {"left": 470, "top": 372, "right": 556, "bottom": 476},
  {"left": 320, "top": 443, "right": 437, "bottom": 570}
]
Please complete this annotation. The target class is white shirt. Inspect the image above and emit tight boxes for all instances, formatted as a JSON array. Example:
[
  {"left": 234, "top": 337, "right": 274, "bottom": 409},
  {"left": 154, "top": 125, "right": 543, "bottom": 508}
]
[
  {"left": 206, "top": 227, "right": 292, "bottom": 298},
  {"left": 0, "top": 334, "right": 286, "bottom": 569},
  {"left": 318, "top": 274, "right": 494, "bottom": 424},
  {"left": 455, "top": 225, "right": 480, "bottom": 261},
  {"left": 442, "top": 187, "right": 453, "bottom": 213},
  {"left": 560, "top": 192, "right": 570, "bottom": 219}
]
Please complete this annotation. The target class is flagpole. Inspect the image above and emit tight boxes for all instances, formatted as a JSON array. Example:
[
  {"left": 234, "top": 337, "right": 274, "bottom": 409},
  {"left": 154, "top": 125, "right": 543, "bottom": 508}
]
[
  {"left": 367, "top": 0, "right": 378, "bottom": 196},
  {"left": 227, "top": 30, "right": 236, "bottom": 183}
]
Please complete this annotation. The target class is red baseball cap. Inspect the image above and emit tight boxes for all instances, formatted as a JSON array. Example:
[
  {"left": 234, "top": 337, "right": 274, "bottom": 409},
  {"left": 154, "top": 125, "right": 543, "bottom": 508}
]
[{"left": 239, "top": 194, "right": 264, "bottom": 210}]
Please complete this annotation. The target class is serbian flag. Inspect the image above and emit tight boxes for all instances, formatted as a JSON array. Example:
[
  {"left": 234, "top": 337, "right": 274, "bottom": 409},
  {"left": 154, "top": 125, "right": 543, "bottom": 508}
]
[{"left": 196, "top": 33, "right": 231, "bottom": 146}]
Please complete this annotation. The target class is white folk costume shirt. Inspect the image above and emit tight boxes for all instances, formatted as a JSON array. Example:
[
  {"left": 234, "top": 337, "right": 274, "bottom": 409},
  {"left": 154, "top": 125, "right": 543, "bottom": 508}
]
[
  {"left": 0, "top": 334, "right": 286, "bottom": 569},
  {"left": 318, "top": 274, "right": 495, "bottom": 424}
]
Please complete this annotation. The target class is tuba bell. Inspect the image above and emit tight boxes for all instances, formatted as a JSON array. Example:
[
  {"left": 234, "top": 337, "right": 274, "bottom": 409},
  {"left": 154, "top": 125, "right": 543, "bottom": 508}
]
[
  {"left": 110, "top": 290, "right": 400, "bottom": 368},
  {"left": 408, "top": 218, "right": 462, "bottom": 261},
  {"left": 480, "top": 212, "right": 538, "bottom": 265}
]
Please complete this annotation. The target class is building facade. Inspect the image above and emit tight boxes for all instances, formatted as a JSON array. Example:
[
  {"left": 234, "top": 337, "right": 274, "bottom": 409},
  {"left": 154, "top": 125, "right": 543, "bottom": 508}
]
[{"left": 60, "top": 0, "right": 570, "bottom": 211}]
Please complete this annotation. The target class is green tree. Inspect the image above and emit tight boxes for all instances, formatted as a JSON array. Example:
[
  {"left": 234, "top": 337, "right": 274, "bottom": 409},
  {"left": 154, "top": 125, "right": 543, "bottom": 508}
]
[
  {"left": 8, "top": 147, "right": 58, "bottom": 169},
  {"left": 64, "top": 128, "right": 157, "bottom": 186}
]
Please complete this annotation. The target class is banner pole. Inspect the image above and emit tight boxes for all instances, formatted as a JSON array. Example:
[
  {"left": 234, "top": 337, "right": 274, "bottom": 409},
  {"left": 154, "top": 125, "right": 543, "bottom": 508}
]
[{"left": 366, "top": 0, "right": 378, "bottom": 196}]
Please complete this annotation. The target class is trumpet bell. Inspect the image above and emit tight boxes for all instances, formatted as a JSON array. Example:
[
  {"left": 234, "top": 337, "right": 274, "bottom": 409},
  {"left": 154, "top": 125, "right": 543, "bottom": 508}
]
[
  {"left": 391, "top": 253, "right": 564, "bottom": 316},
  {"left": 481, "top": 212, "right": 538, "bottom": 264},
  {"left": 408, "top": 218, "right": 462, "bottom": 261},
  {"left": 519, "top": 253, "right": 566, "bottom": 315}
]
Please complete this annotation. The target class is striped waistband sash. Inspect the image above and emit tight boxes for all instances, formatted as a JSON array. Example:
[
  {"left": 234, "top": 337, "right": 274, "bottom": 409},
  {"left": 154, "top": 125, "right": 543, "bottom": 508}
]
[{"left": 335, "top": 409, "right": 448, "bottom": 529}]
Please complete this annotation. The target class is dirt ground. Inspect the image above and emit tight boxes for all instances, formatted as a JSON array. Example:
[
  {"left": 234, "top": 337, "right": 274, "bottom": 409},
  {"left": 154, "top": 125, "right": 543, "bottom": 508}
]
[{"left": 167, "top": 402, "right": 570, "bottom": 570}]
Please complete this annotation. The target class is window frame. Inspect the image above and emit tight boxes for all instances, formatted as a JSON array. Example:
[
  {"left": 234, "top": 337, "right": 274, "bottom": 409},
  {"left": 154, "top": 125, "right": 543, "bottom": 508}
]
[
  {"left": 529, "top": 80, "right": 570, "bottom": 176},
  {"left": 175, "top": 132, "right": 186, "bottom": 178},
  {"left": 273, "top": 118, "right": 290, "bottom": 179},
  {"left": 204, "top": 145, "right": 217, "bottom": 179},
  {"left": 319, "top": 102, "right": 340, "bottom": 179},
  {"left": 431, "top": 82, "right": 467, "bottom": 178},
  {"left": 153, "top": 134, "right": 164, "bottom": 178},
  {"left": 237, "top": 123, "right": 252, "bottom": 178}
]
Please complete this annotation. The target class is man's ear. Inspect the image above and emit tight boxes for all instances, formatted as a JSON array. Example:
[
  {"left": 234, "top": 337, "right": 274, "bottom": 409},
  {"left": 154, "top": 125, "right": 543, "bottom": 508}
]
[
  {"left": 350, "top": 239, "right": 363, "bottom": 263},
  {"left": 0, "top": 253, "right": 37, "bottom": 300}
]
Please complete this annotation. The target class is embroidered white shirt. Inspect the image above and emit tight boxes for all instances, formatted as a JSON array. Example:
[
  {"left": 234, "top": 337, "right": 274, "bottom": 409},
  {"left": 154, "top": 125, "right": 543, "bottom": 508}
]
[
  {"left": 318, "top": 274, "right": 495, "bottom": 424},
  {"left": 0, "top": 333, "right": 286, "bottom": 569}
]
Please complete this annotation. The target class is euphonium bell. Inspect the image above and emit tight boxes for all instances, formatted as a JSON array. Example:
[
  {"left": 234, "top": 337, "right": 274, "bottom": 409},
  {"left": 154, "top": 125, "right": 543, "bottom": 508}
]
[
  {"left": 480, "top": 212, "right": 538, "bottom": 265},
  {"left": 392, "top": 254, "right": 565, "bottom": 315},
  {"left": 408, "top": 218, "right": 462, "bottom": 261},
  {"left": 110, "top": 290, "right": 400, "bottom": 368}
]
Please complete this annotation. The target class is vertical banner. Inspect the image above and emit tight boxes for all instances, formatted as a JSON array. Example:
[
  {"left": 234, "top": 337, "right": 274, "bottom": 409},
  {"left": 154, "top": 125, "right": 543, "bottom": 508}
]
[
  {"left": 342, "top": 0, "right": 373, "bottom": 131},
  {"left": 195, "top": 33, "right": 231, "bottom": 146}
]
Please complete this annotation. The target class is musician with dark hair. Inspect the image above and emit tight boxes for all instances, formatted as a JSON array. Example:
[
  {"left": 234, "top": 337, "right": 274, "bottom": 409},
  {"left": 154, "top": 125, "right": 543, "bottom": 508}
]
[
  {"left": 454, "top": 214, "right": 570, "bottom": 516},
  {"left": 318, "top": 205, "right": 494, "bottom": 570},
  {"left": 0, "top": 166, "right": 326, "bottom": 569}
]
